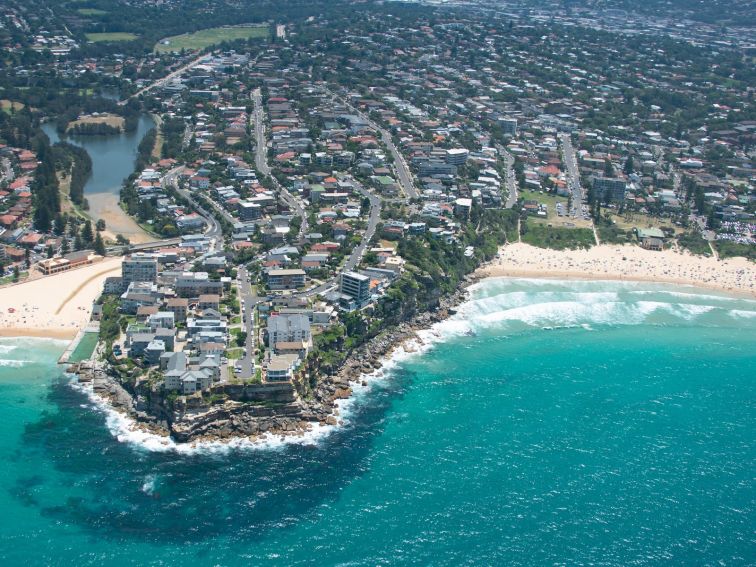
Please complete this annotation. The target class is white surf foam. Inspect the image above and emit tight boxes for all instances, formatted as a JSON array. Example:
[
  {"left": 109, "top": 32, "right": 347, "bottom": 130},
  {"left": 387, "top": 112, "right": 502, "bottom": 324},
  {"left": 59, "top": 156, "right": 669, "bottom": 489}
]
[
  {"left": 453, "top": 278, "right": 752, "bottom": 333},
  {"left": 729, "top": 309, "right": 756, "bottom": 319},
  {"left": 66, "top": 278, "right": 753, "bottom": 454},
  {"left": 141, "top": 474, "right": 158, "bottom": 495},
  {"left": 0, "top": 359, "right": 31, "bottom": 367}
]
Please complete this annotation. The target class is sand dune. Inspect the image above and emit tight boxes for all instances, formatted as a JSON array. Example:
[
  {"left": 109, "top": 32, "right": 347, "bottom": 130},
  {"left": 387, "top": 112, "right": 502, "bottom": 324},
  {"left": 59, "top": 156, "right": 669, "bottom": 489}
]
[
  {"left": 0, "top": 257, "right": 122, "bottom": 339},
  {"left": 479, "top": 243, "right": 755, "bottom": 297}
]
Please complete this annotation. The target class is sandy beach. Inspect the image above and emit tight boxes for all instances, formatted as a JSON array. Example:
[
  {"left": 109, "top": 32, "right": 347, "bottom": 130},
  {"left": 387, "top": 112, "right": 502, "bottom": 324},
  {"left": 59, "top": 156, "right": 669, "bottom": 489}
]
[
  {"left": 0, "top": 257, "right": 122, "bottom": 339},
  {"left": 478, "top": 243, "right": 755, "bottom": 297}
]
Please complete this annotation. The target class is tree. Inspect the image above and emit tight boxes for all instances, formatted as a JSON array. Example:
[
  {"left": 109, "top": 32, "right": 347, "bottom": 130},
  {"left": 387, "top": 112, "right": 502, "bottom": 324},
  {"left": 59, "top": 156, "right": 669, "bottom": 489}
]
[
  {"left": 34, "top": 206, "right": 51, "bottom": 233},
  {"left": 604, "top": 159, "right": 614, "bottom": 177},
  {"left": 94, "top": 232, "right": 106, "bottom": 256},
  {"left": 12, "top": 266, "right": 20, "bottom": 282},
  {"left": 81, "top": 220, "right": 94, "bottom": 244},
  {"left": 46, "top": 245, "right": 54, "bottom": 258},
  {"left": 623, "top": 156, "right": 634, "bottom": 175},
  {"left": 96, "top": 219, "right": 106, "bottom": 232},
  {"left": 61, "top": 238, "right": 70, "bottom": 255},
  {"left": 53, "top": 214, "right": 66, "bottom": 236},
  {"left": 235, "top": 331, "right": 247, "bottom": 347},
  {"left": 74, "top": 235, "right": 83, "bottom": 251},
  {"left": 24, "top": 248, "right": 30, "bottom": 269}
]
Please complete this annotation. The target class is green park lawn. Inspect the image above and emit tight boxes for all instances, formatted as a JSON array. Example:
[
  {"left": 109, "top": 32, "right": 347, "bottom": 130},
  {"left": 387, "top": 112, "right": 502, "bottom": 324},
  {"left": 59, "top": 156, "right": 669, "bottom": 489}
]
[
  {"left": 155, "top": 25, "right": 268, "bottom": 53},
  {"left": 85, "top": 32, "right": 138, "bottom": 42},
  {"left": 521, "top": 222, "right": 596, "bottom": 250}
]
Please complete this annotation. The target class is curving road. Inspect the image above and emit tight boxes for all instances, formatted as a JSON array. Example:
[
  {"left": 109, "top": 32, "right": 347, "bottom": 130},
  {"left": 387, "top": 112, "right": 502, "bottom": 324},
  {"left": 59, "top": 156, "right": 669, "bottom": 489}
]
[
  {"left": 252, "top": 88, "right": 308, "bottom": 240},
  {"left": 119, "top": 54, "right": 208, "bottom": 106},
  {"left": 161, "top": 166, "right": 223, "bottom": 251},
  {"left": 324, "top": 88, "right": 418, "bottom": 200}
]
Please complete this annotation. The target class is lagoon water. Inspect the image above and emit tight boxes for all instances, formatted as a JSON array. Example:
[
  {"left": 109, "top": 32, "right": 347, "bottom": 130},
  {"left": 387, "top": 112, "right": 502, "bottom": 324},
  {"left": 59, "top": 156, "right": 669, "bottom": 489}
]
[
  {"left": 1, "top": 279, "right": 754, "bottom": 566},
  {"left": 42, "top": 116, "right": 154, "bottom": 242}
]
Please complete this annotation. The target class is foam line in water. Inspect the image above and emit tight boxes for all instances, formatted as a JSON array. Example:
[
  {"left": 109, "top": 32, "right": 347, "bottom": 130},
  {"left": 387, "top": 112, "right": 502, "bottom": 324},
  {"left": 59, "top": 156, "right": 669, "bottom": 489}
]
[
  {"left": 66, "top": 278, "right": 755, "bottom": 453},
  {"left": 455, "top": 278, "right": 756, "bottom": 333},
  {"left": 0, "top": 359, "right": 31, "bottom": 367},
  {"left": 66, "top": 342, "right": 424, "bottom": 455}
]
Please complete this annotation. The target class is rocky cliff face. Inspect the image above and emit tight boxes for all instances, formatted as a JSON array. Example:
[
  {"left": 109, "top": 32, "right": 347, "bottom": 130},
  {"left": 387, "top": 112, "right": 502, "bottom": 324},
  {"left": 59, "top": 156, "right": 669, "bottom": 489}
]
[
  {"left": 302, "top": 278, "right": 474, "bottom": 421},
  {"left": 169, "top": 400, "right": 317, "bottom": 442},
  {"left": 75, "top": 276, "right": 477, "bottom": 445}
]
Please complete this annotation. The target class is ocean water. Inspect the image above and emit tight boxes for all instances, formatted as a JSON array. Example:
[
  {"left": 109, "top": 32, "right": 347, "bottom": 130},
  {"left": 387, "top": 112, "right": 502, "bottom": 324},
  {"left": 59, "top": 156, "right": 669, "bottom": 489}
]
[{"left": 1, "top": 279, "right": 754, "bottom": 566}]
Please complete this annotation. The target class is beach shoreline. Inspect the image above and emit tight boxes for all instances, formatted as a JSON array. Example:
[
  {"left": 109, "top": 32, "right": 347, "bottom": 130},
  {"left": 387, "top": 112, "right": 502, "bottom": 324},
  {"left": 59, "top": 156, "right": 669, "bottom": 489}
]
[
  {"left": 9, "top": 242, "right": 754, "bottom": 452},
  {"left": 0, "top": 327, "right": 79, "bottom": 340},
  {"left": 0, "top": 257, "right": 122, "bottom": 339},
  {"left": 477, "top": 243, "right": 755, "bottom": 298}
]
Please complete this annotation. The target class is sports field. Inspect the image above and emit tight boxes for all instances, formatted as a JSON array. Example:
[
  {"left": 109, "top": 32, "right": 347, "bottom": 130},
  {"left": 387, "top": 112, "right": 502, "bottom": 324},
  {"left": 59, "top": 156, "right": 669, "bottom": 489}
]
[
  {"left": 85, "top": 32, "right": 138, "bottom": 42},
  {"left": 155, "top": 25, "right": 268, "bottom": 53}
]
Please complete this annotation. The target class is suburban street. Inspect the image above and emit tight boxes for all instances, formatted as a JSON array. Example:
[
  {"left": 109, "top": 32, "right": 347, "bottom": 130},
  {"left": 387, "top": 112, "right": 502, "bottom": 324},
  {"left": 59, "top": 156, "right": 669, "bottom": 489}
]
[
  {"left": 324, "top": 88, "right": 418, "bottom": 200},
  {"left": 161, "top": 166, "right": 223, "bottom": 251},
  {"left": 344, "top": 181, "right": 382, "bottom": 272},
  {"left": 252, "top": 88, "right": 309, "bottom": 240},
  {"left": 237, "top": 266, "right": 261, "bottom": 378},
  {"left": 496, "top": 144, "right": 518, "bottom": 208},
  {"left": 298, "top": 177, "right": 382, "bottom": 298},
  {"left": 559, "top": 132, "right": 585, "bottom": 217}
]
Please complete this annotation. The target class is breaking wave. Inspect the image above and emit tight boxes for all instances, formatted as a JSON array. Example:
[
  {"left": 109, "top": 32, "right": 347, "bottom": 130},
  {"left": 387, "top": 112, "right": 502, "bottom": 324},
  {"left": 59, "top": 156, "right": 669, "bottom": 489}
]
[
  {"left": 435, "top": 278, "right": 756, "bottom": 338},
  {"left": 0, "top": 359, "right": 31, "bottom": 368},
  {"left": 67, "top": 277, "right": 755, "bottom": 454}
]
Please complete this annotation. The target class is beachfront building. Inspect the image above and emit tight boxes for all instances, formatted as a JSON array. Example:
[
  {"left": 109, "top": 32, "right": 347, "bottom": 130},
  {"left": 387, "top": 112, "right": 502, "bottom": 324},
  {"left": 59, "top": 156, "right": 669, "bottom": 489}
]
[
  {"left": 164, "top": 298, "right": 188, "bottom": 322},
  {"left": 120, "top": 282, "right": 162, "bottom": 314},
  {"left": 266, "top": 268, "right": 306, "bottom": 291},
  {"left": 637, "top": 227, "right": 666, "bottom": 251},
  {"left": 265, "top": 353, "right": 301, "bottom": 382},
  {"left": 446, "top": 148, "right": 470, "bottom": 166},
  {"left": 122, "top": 254, "right": 158, "bottom": 286},
  {"left": 175, "top": 272, "right": 223, "bottom": 298},
  {"left": 164, "top": 369, "right": 213, "bottom": 394},
  {"left": 340, "top": 271, "right": 370, "bottom": 310},
  {"left": 187, "top": 316, "right": 228, "bottom": 338},
  {"left": 198, "top": 294, "right": 220, "bottom": 312},
  {"left": 37, "top": 251, "right": 100, "bottom": 275},
  {"left": 266, "top": 313, "right": 311, "bottom": 349},
  {"left": 593, "top": 177, "right": 627, "bottom": 203}
]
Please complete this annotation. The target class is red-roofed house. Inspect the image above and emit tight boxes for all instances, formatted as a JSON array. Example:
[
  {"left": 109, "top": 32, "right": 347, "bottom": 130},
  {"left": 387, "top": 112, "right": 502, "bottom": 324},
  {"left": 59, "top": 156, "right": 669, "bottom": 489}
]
[{"left": 0, "top": 214, "right": 18, "bottom": 228}]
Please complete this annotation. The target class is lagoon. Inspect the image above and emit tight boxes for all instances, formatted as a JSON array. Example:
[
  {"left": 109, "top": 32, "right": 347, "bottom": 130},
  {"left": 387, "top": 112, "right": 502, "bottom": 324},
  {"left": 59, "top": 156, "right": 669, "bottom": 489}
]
[{"left": 42, "top": 115, "right": 155, "bottom": 243}]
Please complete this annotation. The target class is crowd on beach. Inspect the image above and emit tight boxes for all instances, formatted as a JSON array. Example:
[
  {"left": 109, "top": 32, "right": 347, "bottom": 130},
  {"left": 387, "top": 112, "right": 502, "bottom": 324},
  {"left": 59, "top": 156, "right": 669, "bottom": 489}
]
[
  {"left": 0, "top": 257, "right": 122, "bottom": 339},
  {"left": 480, "top": 243, "right": 755, "bottom": 296}
]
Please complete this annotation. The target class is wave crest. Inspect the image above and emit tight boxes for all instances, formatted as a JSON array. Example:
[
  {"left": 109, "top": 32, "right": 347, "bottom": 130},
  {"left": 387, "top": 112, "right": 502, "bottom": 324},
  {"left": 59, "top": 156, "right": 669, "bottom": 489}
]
[{"left": 450, "top": 279, "right": 756, "bottom": 335}]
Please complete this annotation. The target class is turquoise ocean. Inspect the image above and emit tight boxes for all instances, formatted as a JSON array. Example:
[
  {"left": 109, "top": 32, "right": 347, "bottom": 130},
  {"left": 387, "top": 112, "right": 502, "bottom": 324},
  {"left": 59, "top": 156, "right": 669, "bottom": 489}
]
[{"left": 1, "top": 278, "right": 754, "bottom": 565}]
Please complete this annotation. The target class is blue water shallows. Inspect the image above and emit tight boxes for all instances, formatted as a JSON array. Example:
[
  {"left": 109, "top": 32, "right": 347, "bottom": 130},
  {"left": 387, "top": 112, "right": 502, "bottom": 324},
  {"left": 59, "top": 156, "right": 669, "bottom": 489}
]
[{"left": 0, "top": 279, "right": 754, "bottom": 566}]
